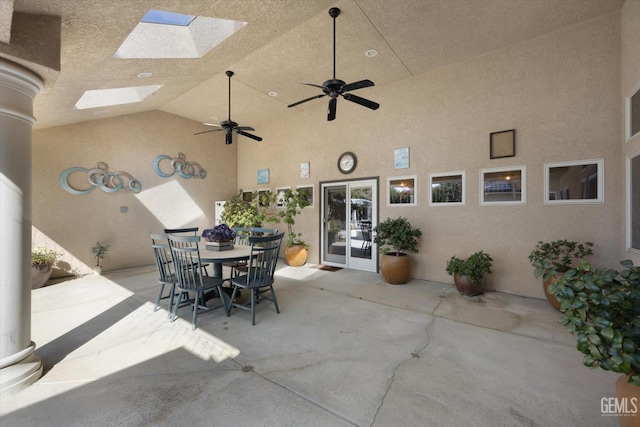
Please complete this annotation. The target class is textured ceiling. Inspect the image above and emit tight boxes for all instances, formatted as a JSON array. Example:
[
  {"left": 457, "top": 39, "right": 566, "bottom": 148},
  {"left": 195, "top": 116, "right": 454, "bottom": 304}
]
[{"left": 4, "top": 0, "right": 625, "bottom": 131}]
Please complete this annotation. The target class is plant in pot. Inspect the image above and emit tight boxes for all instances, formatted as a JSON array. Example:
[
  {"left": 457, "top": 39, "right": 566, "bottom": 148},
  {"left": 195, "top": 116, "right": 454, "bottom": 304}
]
[
  {"left": 31, "top": 247, "right": 60, "bottom": 289},
  {"left": 278, "top": 189, "right": 310, "bottom": 266},
  {"left": 528, "top": 239, "right": 593, "bottom": 310},
  {"left": 202, "top": 223, "right": 236, "bottom": 251},
  {"left": 91, "top": 242, "right": 109, "bottom": 275},
  {"left": 445, "top": 251, "right": 493, "bottom": 296},
  {"left": 373, "top": 216, "right": 422, "bottom": 285},
  {"left": 548, "top": 259, "right": 640, "bottom": 425},
  {"left": 221, "top": 189, "right": 277, "bottom": 228}
]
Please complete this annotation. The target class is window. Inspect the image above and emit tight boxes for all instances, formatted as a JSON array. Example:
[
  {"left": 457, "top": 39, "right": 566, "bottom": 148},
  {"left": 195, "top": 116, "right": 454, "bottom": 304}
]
[
  {"left": 627, "top": 82, "right": 640, "bottom": 142},
  {"left": 297, "top": 185, "right": 314, "bottom": 207},
  {"left": 387, "top": 176, "right": 416, "bottom": 206},
  {"left": 628, "top": 150, "right": 640, "bottom": 252},
  {"left": 544, "top": 159, "right": 604, "bottom": 204},
  {"left": 275, "top": 187, "right": 291, "bottom": 208},
  {"left": 429, "top": 171, "right": 465, "bottom": 206},
  {"left": 480, "top": 166, "right": 526, "bottom": 205}
]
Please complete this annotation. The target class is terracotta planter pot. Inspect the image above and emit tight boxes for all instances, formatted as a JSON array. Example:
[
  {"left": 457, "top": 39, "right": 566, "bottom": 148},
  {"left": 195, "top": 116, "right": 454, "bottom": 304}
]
[
  {"left": 615, "top": 375, "right": 640, "bottom": 427},
  {"left": 285, "top": 244, "right": 308, "bottom": 266},
  {"left": 453, "top": 274, "right": 482, "bottom": 296},
  {"left": 31, "top": 265, "right": 53, "bottom": 289},
  {"left": 543, "top": 273, "right": 563, "bottom": 311},
  {"left": 380, "top": 253, "right": 411, "bottom": 285}
]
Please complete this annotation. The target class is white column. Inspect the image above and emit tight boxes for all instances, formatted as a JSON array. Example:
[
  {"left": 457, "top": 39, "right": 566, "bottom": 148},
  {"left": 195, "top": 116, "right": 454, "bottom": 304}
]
[{"left": 0, "top": 58, "right": 44, "bottom": 398}]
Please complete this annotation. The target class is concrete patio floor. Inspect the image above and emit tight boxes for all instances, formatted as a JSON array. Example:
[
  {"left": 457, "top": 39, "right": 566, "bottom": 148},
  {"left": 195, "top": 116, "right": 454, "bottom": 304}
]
[{"left": 0, "top": 263, "right": 621, "bottom": 426}]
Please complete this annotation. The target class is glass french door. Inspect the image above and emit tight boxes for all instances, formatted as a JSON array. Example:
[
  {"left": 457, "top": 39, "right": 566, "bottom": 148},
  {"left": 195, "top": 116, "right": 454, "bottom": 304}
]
[{"left": 321, "top": 179, "right": 377, "bottom": 272}]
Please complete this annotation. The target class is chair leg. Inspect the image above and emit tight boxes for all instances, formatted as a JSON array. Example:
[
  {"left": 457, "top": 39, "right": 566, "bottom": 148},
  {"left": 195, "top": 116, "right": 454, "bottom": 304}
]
[
  {"left": 270, "top": 285, "right": 280, "bottom": 314},
  {"left": 226, "top": 286, "right": 239, "bottom": 317},
  {"left": 166, "top": 283, "right": 176, "bottom": 319},
  {"left": 250, "top": 287, "right": 256, "bottom": 326},
  {"left": 170, "top": 291, "right": 183, "bottom": 322},
  {"left": 191, "top": 292, "right": 199, "bottom": 330},
  {"left": 154, "top": 282, "right": 166, "bottom": 312}
]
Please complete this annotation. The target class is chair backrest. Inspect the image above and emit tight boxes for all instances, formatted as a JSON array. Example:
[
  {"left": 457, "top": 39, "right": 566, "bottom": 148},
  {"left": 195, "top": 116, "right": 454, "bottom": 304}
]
[
  {"left": 151, "top": 233, "right": 174, "bottom": 282},
  {"left": 167, "top": 234, "right": 205, "bottom": 291},
  {"left": 233, "top": 227, "right": 279, "bottom": 246},
  {"left": 164, "top": 227, "right": 199, "bottom": 236},
  {"left": 244, "top": 233, "right": 285, "bottom": 287}
]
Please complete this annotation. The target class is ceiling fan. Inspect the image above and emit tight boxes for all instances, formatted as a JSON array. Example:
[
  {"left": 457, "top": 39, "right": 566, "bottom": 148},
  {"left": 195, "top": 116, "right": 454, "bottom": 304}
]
[
  {"left": 194, "top": 70, "right": 262, "bottom": 145},
  {"left": 287, "top": 7, "right": 379, "bottom": 121}
]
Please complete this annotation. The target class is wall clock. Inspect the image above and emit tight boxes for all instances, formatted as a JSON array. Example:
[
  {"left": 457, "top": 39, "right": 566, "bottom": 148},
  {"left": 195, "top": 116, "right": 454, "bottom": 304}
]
[{"left": 338, "top": 151, "right": 357, "bottom": 174}]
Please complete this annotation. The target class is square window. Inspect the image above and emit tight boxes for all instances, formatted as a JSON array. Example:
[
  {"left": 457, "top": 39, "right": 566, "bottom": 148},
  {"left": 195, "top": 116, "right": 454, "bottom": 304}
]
[
  {"left": 480, "top": 166, "right": 526, "bottom": 205},
  {"left": 429, "top": 171, "right": 465, "bottom": 206},
  {"left": 387, "top": 176, "right": 417, "bottom": 206},
  {"left": 544, "top": 159, "right": 603, "bottom": 204}
]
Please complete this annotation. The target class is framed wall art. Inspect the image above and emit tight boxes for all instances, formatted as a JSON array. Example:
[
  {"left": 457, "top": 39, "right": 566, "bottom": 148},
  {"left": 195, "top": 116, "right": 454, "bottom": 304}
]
[
  {"left": 490, "top": 129, "right": 515, "bottom": 159},
  {"left": 257, "top": 168, "right": 270, "bottom": 184}
]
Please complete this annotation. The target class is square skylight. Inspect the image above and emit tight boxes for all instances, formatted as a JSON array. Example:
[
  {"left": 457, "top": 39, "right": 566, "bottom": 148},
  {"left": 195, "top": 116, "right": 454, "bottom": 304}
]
[
  {"left": 114, "top": 9, "right": 246, "bottom": 59},
  {"left": 74, "top": 85, "right": 163, "bottom": 110}
]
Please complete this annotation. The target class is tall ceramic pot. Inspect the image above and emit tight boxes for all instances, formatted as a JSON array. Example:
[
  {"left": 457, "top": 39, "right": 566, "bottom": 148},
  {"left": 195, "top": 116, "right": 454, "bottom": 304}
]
[
  {"left": 543, "top": 273, "right": 563, "bottom": 311},
  {"left": 453, "top": 274, "right": 482, "bottom": 296},
  {"left": 285, "top": 244, "right": 308, "bottom": 267},
  {"left": 616, "top": 375, "right": 640, "bottom": 427},
  {"left": 380, "top": 253, "right": 411, "bottom": 285}
]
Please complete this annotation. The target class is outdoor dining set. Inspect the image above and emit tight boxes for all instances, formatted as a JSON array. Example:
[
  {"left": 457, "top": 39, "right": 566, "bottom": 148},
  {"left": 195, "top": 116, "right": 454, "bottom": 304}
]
[{"left": 150, "top": 227, "right": 283, "bottom": 329}]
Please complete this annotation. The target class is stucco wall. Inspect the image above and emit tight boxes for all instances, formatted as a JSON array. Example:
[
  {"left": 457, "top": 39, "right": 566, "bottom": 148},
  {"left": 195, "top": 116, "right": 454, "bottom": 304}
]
[
  {"left": 237, "top": 11, "right": 624, "bottom": 298},
  {"left": 32, "top": 110, "right": 237, "bottom": 275}
]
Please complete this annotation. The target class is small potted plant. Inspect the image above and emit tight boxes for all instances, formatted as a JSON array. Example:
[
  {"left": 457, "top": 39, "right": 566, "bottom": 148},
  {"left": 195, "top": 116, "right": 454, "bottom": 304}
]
[
  {"left": 278, "top": 189, "right": 310, "bottom": 266},
  {"left": 445, "top": 251, "right": 493, "bottom": 296},
  {"left": 528, "top": 240, "right": 593, "bottom": 310},
  {"left": 202, "top": 224, "right": 236, "bottom": 251},
  {"left": 373, "top": 217, "right": 422, "bottom": 284},
  {"left": 91, "top": 242, "right": 109, "bottom": 275},
  {"left": 548, "top": 259, "right": 640, "bottom": 420},
  {"left": 31, "top": 247, "right": 60, "bottom": 289}
]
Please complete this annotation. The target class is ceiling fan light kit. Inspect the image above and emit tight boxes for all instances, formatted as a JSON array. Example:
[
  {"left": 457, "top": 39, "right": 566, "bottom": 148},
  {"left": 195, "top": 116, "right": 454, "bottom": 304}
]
[
  {"left": 194, "top": 70, "right": 262, "bottom": 144},
  {"left": 288, "top": 7, "right": 380, "bottom": 121}
]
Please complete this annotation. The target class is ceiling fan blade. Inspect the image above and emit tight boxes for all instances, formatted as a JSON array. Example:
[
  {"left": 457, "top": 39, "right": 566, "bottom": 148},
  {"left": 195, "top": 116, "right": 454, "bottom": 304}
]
[
  {"left": 236, "top": 126, "right": 255, "bottom": 131},
  {"left": 226, "top": 132, "right": 233, "bottom": 145},
  {"left": 341, "top": 79, "right": 375, "bottom": 92},
  {"left": 288, "top": 93, "right": 326, "bottom": 108},
  {"left": 202, "top": 122, "right": 221, "bottom": 127},
  {"left": 327, "top": 98, "right": 337, "bottom": 121},
  {"left": 235, "top": 129, "right": 263, "bottom": 142},
  {"left": 342, "top": 93, "right": 380, "bottom": 110},
  {"left": 301, "top": 82, "right": 325, "bottom": 89},
  {"left": 194, "top": 129, "right": 224, "bottom": 135}
]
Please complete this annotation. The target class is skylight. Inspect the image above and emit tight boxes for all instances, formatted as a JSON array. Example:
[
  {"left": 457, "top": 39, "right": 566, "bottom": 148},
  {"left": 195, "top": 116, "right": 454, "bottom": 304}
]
[
  {"left": 141, "top": 10, "right": 195, "bottom": 26},
  {"left": 74, "top": 85, "right": 163, "bottom": 110},
  {"left": 114, "top": 9, "right": 246, "bottom": 59}
]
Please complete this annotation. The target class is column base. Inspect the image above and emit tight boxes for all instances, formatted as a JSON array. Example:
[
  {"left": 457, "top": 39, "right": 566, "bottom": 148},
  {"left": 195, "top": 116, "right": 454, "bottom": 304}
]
[{"left": 0, "top": 353, "right": 42, "bottom": 399}]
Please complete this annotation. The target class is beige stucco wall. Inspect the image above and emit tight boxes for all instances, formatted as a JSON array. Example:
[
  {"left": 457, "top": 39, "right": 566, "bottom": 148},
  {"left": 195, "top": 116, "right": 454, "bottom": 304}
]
[
  {"left": 28, "top": 6, "right": 639, "bottom": 299},
  {"left": 622, "top": 0, "right": 640, "bottom": 264},
  {"left": 32, "top": 110, "right": 237, "bottom": 276},
  {"left": 238, "top": 11, "right": 624, "bottom": 298}
]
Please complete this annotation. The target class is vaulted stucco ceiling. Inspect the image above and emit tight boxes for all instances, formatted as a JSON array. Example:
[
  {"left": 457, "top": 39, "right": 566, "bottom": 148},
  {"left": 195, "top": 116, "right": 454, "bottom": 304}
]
[{"left": 1, "top": 0, "right": 625, "bottom": 131}]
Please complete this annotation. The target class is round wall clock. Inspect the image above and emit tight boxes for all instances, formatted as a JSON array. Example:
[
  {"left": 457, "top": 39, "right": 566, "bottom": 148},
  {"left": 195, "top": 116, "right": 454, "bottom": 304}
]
[{"left": 338, "top": 151, "right": 357, "bottom": 174}]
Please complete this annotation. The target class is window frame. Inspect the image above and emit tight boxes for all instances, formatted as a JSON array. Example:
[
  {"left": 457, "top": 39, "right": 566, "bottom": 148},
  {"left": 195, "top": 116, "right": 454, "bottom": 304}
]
[
  {"left": 544, "top": 158, "right": 604, "bottom": 205},
  {"left": 428, "top": 171, "right": 466, "bottom": 206},
  {"left": 387, "top": 175, "right": 417, "bottom": 207},
  {"left": 479, "top": 165, "right": 526, "bottom": 206}
]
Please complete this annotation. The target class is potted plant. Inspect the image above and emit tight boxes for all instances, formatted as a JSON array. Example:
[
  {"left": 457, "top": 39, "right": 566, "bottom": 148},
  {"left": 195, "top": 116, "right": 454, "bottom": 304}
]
[
  {"left": 202, "top": 223, "right": 236, "bottom": 251},
  {"left": 278, "top": 189, "right": 310, "bottom": 266},
  {"left": 549, "top": 259, "right": 640, "bottom": 424},
  {"left": 31, "top": 247, "right": 60, "bottom": 289},
  {"left": 528, "top": 240, "right": 593, "bottom": 310},
  {"left": 222, "top": 190, "right": 273, "bottom": 228},
  {"left": 91, "top": 242, "right": 109, "bottom": 275},
  {"left": 373, "top": 217, "right": 422, "bottom": 284},
  {"left": 445, "top": 251, "right": 493, "bottom": 296}
]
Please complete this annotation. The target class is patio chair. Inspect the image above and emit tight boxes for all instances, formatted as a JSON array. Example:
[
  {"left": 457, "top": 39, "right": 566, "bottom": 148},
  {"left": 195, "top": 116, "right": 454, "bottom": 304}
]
[
  {"left": 164, "top": 227, "right": 210, "bottom": 275},
  {"left": 150, "top": 233, "right": 178, "bottom": 317},
  {"left": 225, "top": 227, "right": 278, "bottom": 280},
  {"left": 226, "top": 232, "right": 284, "bottom": 325},
  {"left": 168, "top": 234, "right": 229, "bottom": 330}
]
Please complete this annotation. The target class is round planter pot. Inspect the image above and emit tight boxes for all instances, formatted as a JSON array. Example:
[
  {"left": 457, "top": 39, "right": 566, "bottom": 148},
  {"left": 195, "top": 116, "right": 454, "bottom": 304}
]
[
  {"left": 93, "top": 266, "right": 103, "bottom": 275},
  {"left": 616, "top": 374, "right": 640, "bottom": 427},
  {"left": 380, "top": 253, "right": 411, "bottom": 285},
  {"left": 285, "top": 244, "right": 308, "bottom": 267},
  {"left": 453, "top": 274, "right": 482, "bottom": 296},
  {"left": 543, "top": 274, "right": 563, "bottom": 311},
  {"left": 31, "top": 265, "right": 53, "bottom": 289}
]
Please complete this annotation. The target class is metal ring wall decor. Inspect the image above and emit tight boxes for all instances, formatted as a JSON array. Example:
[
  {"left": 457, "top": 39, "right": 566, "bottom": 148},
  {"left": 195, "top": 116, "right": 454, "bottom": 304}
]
[
  {"left": 59, "top": 162, "right": 142, "bottom": 195},
  {"left": 152, "top": 152, "right": 207, "bottom": 179}
]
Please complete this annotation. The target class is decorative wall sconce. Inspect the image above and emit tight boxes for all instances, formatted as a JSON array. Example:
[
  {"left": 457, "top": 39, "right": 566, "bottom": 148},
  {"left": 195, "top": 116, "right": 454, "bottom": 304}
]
[
  {"left": 152, "top": 152, "right": 207, "bottom": 179},
  {"left": 60, "top": 162, "right": 141, "bottom": 195}
]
